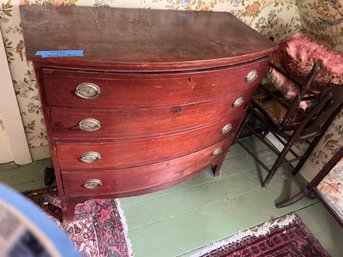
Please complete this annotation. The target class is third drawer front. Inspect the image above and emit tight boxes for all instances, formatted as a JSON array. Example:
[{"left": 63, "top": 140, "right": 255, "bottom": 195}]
[
  {"left": 56, "top": 117, "right": 239, "bottom": 170},
  {"left": 61, "top": 137, "right": 232, "bottom": 197},
  {"left": 50, "top": 88, "right": 254, "bottom": 139}
]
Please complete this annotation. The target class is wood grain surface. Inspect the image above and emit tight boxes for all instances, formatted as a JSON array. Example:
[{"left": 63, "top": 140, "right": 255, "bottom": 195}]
[
  {"left": 42, "top": 58, "right": 268, "bottom": 108},
  {"left": 49, "top": 93, "right": 251, "bottom": 139},
  {"left": 61, "top": 138, "right": 232, "bottom": 197},
  {"left": 20, "top": 5, "right": 276, "bottom": 71},
  {"left": 56, "top": 118, "right": 237, "bottom": 170}
]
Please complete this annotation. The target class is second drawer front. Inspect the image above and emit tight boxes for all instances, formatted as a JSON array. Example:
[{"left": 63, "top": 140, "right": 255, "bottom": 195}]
[
  {"left": 56, "top": 117, "right": 238, "bottom": 170},
  {"left": 50, "top": 88, "right": 253, "bottom": 139},
  {"left": 61, "top": 138, "right": 232, "bottom": 197}
]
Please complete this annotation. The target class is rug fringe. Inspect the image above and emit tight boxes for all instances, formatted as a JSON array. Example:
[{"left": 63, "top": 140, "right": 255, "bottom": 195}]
[
  {"left": 189, "top": 214, "right": 298, "bottom": 257},
  {"left": 116, "top": 199, "right": 134, "bottom": 257}
]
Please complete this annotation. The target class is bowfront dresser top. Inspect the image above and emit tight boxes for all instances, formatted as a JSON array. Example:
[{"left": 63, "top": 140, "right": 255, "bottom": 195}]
[{"left": 20, "top": 5, "right": 276, "bottom": 221}]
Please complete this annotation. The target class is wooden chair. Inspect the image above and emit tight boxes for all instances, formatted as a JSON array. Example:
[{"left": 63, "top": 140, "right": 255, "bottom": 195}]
[
  {"left": 235, "top": 33, "right": 343, "bottom": 187},
  {"left": 236, "top": 67, "right": 343, "bottom": 187}
]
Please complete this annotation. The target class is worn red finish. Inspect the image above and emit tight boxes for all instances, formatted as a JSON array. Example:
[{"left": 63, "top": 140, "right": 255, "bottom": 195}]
[
  {"left": 20, "top": 5, "right": 275, "bottom": 71},
  {"left": 42, "top": 59, "right": 268, "bottom": 108},
  {"left": 49, "top": 92, "right": 252, "bottom": 139},
  {"left": 20, "top": 5, "right": 276, "bottom": 221},
  {"left": 61, "top": 138, "right": 233, "bottom": 197},
  {"left": 56, "top": 118, "right": 238, "bottom": 170}
]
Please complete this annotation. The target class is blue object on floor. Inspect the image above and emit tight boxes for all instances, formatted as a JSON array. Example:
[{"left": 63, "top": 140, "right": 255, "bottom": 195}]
[{"left": 0, "top": 183, "right": 79, "bottom": 257}]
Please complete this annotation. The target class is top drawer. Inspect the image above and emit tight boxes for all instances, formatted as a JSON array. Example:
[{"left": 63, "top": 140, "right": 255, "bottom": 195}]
[{"left": 41, "top": 58, "right": 269, "bottom": 108}]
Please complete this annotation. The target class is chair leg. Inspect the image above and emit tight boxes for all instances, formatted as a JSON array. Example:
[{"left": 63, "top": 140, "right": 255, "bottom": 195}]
[
  {"left": 275, "top": 189, "right": 309, "bottom": 208},
  {"left": 262, "top": 159, "right": 282, "bottom": 187},
  {"left": 292, "top": 135, "right": 322, "bottom": 175},
  {"left": 234, "top": 110, "right": 250, "bottom": 140},
  {"left": 262, "top": 140, "right": 294, "bottom": 187}
]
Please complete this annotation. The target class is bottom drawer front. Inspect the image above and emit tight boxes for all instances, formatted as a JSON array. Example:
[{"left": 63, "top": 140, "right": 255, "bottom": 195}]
[{"left": 61, "top": 138, "right": 232, "bottom": 197}]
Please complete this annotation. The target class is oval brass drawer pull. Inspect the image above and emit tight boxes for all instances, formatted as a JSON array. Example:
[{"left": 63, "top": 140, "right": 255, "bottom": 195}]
[
  {"left": 212, "top": 147, "right": 222, "bottom": 157},
  {"left": 221, "top": 123, "right": 232, "bottom": 134},
  {"left": 83, "top": 179, "right": 103, "bottom": 189},
  {"left": 80, "top": 151, "right": 101, "bottom": 163},
  {"left": 75, "top": 82, "right": 101, "bottom": 99},
  {"left": 78, "top": 118, "right": 101, "bottom": 131},
  {"left": 232, "top": 97, "right": 244, "bottom": 108},
  {"left": 245, "top": 70, "right": 258, "bottom": 83}
]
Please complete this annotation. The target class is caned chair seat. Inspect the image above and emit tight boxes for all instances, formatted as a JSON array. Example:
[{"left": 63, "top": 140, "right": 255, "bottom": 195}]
[{"left": 253, "top": 97, "right": 301, "bottom": 127}]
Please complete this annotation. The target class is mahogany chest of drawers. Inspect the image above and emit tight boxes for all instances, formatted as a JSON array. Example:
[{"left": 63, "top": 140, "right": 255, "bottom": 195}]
[{"left": 20, "top": 5, "right": 276, "bottom": 221}]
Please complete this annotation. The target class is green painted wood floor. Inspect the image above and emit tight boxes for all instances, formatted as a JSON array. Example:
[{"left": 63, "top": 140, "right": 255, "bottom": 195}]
[{"left": 1, "top": 137, "right": 342, "bottom": 256}]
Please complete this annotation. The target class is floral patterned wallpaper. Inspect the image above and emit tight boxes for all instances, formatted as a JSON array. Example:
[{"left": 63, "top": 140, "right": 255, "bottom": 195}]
[
  {"left": 0, "top": 0, "right": 302, "bottom": 153},
  {"left": 300, "top": 112, "right": 343, "bottom": 182},
  {"left": 298, "top": 0, "right": 343, "bottom": 53}
]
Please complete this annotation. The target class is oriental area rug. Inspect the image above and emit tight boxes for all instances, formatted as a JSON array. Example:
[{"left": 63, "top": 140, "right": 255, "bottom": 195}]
[
  {"left": 189, "top": 214, "right": 330, "bottom": 257},
  {"left": 23, "top": 187, "right": 132, "bottom": 257}
]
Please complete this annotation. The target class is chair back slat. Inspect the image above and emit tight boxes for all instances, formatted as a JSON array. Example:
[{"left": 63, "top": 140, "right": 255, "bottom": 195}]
[
  {"left": 301, "top": 85, "right": 343, "bottom": 137},
  {"left": 280, "top": 62, "right": 322, "bottom": 128}
]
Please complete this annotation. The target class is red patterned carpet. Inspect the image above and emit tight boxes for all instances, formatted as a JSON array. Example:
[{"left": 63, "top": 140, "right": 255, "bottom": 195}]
[
  {"left": 24, "top": 188, "right": 330, "bottom": 257},
  {"left": 23, "top": 187, "right": 132, "bottom": 257},
  {"left": 190, "top": 215, "right": 330, "bottom": 257}
]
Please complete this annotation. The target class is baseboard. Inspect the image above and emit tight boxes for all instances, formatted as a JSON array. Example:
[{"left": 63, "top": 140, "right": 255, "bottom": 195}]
[{"left": 30, "top": 145, "right": 50, "bottom": 161}]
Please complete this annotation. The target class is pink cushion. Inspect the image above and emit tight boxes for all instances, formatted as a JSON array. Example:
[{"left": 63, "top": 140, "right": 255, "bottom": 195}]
[
  {"left": 270, "top": 68, "right": 298, "bottom": 99},
  {"left": 280, "top": 33, "right": 343, "bottom": 91},
  {"left": 268, "top": 33, "right": 343, "bottom": 110},
  {"left": 269, "top": 68, "right": 310, "bottom": 110}
]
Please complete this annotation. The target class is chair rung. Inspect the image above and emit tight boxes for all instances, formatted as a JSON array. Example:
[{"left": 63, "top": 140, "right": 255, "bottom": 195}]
[
  {"left": 298, "top": 131, "right": 322, "bottom": 141},
  {"left": 244, "top": 116, "right": 302, "bottom": 160},
  {"left": 250, "top": 107, "right": 294, "bottom": 140},
  {"left": 245, "top": 125, "right": 281, "bottom": 156},
  {"left": 281, "top": 156, "right": 306, "bottom": 166},
  {"left": 270, "top": 133, "right": 301, "bottom": 158},
  {"left": 236, "top": 140, "right": 270, "bottom": 172}
]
